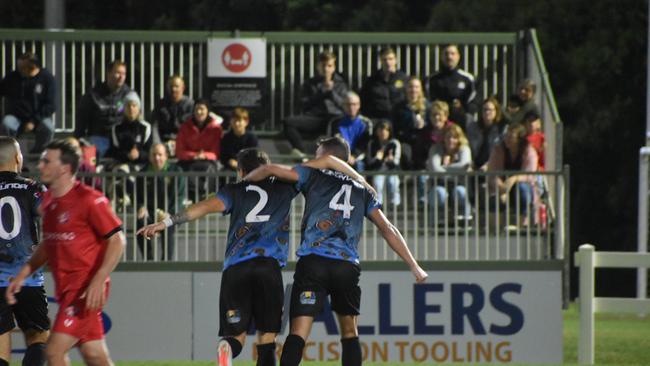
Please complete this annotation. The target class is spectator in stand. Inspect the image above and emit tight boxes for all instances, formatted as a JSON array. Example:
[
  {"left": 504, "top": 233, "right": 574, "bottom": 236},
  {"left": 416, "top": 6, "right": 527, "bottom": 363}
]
[
  {"left": 466, "top": 96, "right": 507, "bottom": 171},
  {"left": 360, "top": 47, "right": 409, "bottom": 122},
  {"left": 108, "top": 92, "right": 152, "bottom": 170},
  {"left": 427, "top": 44, "right": 478, "bottom": 131},
  {"left": 176, "top": 99, "right": 223, "bottom": 198},
  {"left": 76, "top": 60, "right": 133, "bottom": 158},
  {"left": 136, "top": 143, "right": 185, "bottom": 261},
  {"left": 150, "top": 75, "right": 194, "bottom": 155},
  {"left": 392, "top": 76, "right": 430, "bottom": 168},
  {"left": 326, "top": 92, "right": 372, "bottom": 170},
  {"left": 284, "top": 51, "right": 348, "bottom": 159},
  {"left": 507, "top": 79, "right": 540, "bottom": 125},
  {"left": 65, "top": 136, "right": 102, "bottom": 191},
  {"left": 220, "top": 107, "right": 258, "bottom": 172},
  {"left": 366, "top": 121, "right": 401, "bottom": 206},
  {"left": 523, "top": 110, "right": 545, "bottom": 171},
  {"left": 504, "top": 93, "right": 522, "bottom": 126},
  {"left": 427, "top": 124, "right": 473, "bottom": 223},
  {"left": 487, "top": 124, "right": 539, "bottom": 227},
  {"left": 0, "top": 52, "right": 56, "bottom": 153}
]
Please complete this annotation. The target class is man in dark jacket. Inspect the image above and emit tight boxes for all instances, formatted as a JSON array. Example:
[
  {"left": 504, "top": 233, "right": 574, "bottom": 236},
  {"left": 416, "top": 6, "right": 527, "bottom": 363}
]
[
  {"left": 0, "top": 52, "right": 56, "bottom": 153},
  {"left": 75, "top": 60, "right": 133, "bottom": 157},
  {"left": 150, "top": 75, "right": 194, "bottom": 145},
  {"left": 427, "top": 44, "right": 478, "bottom": 130},
  {"left": 283, "top": 51, "right": 348, "bottom": 159},
  {"left": 360, "top": 47, "right": 409, "bottom": 122}
]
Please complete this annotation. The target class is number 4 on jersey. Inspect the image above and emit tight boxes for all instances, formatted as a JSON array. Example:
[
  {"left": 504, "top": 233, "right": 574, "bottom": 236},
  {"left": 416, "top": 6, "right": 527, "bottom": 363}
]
[{"left": 329, "top": 184, "right": 355, "bottom": 219}]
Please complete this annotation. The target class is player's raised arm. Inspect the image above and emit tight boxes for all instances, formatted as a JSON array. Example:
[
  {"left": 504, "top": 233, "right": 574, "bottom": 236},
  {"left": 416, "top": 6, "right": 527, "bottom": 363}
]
[
  {"left": 137, "top": 196, "right": 226, "bottom": 238},
  {"left": 303, "top": 154, "right": 377, "bottom": 196},
  {"left": 244, "top": 163, "right": 299, "bottom": 183},
  {"left": 6, "top": 242, "right": 49, "bottom": 305},
  {"left": 368, "top": 208, "right": 428, "bottom": 283}
]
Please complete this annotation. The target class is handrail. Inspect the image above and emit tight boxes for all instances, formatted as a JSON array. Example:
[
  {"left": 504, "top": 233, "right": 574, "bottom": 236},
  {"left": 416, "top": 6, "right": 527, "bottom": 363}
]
[{"left": 527, "top": 29, "right": 562, "bottom": 125}]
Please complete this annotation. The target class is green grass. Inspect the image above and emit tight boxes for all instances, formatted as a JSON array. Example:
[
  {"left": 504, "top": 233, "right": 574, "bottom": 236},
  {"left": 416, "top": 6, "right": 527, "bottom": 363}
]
[{"left": 13, "top": 304, "right": 650, "bottom": 365}]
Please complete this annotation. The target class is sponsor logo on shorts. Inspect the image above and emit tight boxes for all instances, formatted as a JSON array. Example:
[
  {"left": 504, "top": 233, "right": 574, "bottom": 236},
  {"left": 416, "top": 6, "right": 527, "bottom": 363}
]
[
  {"left": 226, "top": 309, "right": 241, "bottom": 324},
  {"left": 300, "top": 291, "right": 316, "bottom": 305}
]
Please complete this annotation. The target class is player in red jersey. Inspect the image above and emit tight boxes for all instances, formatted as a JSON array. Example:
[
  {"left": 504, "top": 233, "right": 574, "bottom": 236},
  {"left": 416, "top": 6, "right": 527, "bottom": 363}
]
[{"left": 6, "top": 139, "right": 125, "bottom": 366}]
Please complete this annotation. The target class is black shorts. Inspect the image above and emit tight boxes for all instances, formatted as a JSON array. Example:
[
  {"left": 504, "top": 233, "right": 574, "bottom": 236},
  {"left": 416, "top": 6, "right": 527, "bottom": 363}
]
[
  {"left": 219, "top": 257, "right": 284, "bottom": 337},
  {"left": 0, "top": 286, "right": 50, "bottom": 334},
  {"left": 290, "top": 254, "right": 361, "bottom": 318}
]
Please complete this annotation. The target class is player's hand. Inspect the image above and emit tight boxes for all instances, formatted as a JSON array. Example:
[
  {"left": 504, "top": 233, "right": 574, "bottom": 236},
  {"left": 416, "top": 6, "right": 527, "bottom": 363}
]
[
  {"left": 136, "top": 222, "right": 166, "bottom": 239},
  {"left": 81, "top": 278, "right": 106, "bottom": 311},
  {"left": 5, "top": 277, "right": 24, "bottom": 305},
  {"left": 412, "top": 266, "right": 428, "bottom": 283}
]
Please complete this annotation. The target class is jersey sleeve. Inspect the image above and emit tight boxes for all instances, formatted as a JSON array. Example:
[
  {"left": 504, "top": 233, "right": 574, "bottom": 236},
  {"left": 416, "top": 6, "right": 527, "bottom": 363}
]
[
  {"left": 216, "top": 185, "right": 234, "bottom": 214},
  {"left": 364, "top": 188, "right": 382, "bottom": 217},
  {"left": 293, "top": 165, "right": 313, "bottom": 192},
  {"left": 87, "top": 194, "right": 123, "bottom": 239}
]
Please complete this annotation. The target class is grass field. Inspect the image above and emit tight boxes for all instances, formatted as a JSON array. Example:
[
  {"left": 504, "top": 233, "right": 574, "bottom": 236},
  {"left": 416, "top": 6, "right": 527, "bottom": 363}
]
[{"left": 15, "top": 304, "right": 650, "bottom": 366}]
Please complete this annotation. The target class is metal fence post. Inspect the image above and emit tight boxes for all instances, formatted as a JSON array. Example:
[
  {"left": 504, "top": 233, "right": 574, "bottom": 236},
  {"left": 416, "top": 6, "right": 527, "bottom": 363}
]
[{"left": 578, "top": 243, "right": 595, "bottom": 365}]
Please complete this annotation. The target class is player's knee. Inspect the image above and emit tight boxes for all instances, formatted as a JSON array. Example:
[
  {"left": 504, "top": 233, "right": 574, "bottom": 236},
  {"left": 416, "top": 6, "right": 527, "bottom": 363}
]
[
  {"left": 80, "top": 346, "right": 109, "bottom": 366},
  {"left": 44, "top": 344, "right": 64, "bottom": 362},
  {"left": 24, "top": 329, "right": 50, "bottom": 344}
]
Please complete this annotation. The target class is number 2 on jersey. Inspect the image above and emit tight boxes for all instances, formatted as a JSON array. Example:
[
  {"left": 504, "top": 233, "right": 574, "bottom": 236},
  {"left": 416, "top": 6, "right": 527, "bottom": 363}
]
[
  {"left": 0, "top": 196, "right": 21, "bottom": 240},
  {"left": 245, "top": 185, "right": 271, "bottom": 223},
  {"left": 329, "top": 184, "right": 355, "bottom": 219}
]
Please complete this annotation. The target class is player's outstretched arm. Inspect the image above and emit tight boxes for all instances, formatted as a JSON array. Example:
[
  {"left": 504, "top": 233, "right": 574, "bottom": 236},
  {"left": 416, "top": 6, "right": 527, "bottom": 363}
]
[
  {"left": 244, "top": 164, "right": 299, "bottom": 183},
  {"left": 6, "top": 243, "right": 49, "bottom": 305},
  {"left": 83, "top": 231, "right": 126, "bottom": 310},
  {"left": 302, "top": 155, "right": 377, "bottom": 196},
  {"left": 368, "top": 208, "right": 428, "bottom": 283},
  {"left": 136, "top": 197, "right": 226, "bottom": 238}
]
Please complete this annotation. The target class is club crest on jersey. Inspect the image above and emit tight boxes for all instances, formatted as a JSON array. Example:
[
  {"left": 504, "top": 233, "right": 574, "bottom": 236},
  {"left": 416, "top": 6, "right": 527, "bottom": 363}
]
[
  {"left": 300, "top": 291, "right": 317, "bottom": 305},
  {"left": 457, "top": 81, "right": 466, "bottom": 89},
  {"left": 226, "top": 309, "right": 241, "bottom": 324},
  {"left": 58, "top": 212, "right": 69, "bottom": 224}
]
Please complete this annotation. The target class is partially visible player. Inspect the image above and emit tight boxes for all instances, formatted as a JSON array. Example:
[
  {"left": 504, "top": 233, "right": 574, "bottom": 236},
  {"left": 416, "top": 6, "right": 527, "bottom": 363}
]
[
  {"left": 0, "top": 137, "right": 49, "bottom": 366},
  {"left": 245, "top": 136, "right": 428, "bottom": 366},
  {"left": 6, "top": 139, "right": 125, "bottom": 366},
  {"left": 137, "top": 148, "right": 367, "bottom": 366}
]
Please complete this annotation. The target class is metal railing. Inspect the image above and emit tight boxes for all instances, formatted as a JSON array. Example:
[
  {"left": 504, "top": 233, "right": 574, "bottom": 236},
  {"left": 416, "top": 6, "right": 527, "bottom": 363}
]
[{"left": 79, "top": 168, "right": 568, "bottom": 263}]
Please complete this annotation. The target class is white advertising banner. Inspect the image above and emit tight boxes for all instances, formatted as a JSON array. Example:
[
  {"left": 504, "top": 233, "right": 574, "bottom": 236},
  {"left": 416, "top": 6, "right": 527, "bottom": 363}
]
[
  {"left": 12, "top": 269, "right": 561, "bottom": 364},
  {"left": 207, "top": 38, "right": 266, "bottom": 77}
]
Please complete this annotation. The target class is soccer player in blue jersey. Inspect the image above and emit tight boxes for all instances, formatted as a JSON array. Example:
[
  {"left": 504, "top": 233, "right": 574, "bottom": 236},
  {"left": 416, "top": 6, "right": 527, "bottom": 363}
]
[
  {"left": 137, "top": 147, "right": 368, "bottom": 366},
  {"left": 0, "top": 137, "right": 49, "bottom": 366},
  {"left": 245, "top": 136, "right": 428, "bottom": 366}
]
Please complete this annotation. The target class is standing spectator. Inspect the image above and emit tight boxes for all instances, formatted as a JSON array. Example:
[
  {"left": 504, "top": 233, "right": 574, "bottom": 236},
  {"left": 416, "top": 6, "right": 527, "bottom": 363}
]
[
  {"left": 366, "top": 121, "right": 401, "bottom": 206},
  {"left": 507, "top": 79, "right": 540, "bottom": 125},
  {"left": 360, "top": 47, "right": 409, "bottom": 122},
  {"left": 7, "top": 139, "right": 125, "bottom": 366},
  {"left": 284, "top": 51, "right": 348, "bottom": 159},
  {"left": 523, "top": 110, "right": 546, "bottom": 171},
  {"left": 220, "top": 107, "right": 258, "bottom": 172},
  {"left": 176, "top": 99, "right": 223, "bottom": 198},
  {"left": 466, "top": 96, "right": 507, "bottom": 171},
  {"left": 75, "top": 60, "right": 133, "bottom": 158},
  {"left": 427, "top": 44, "right": 478, "bottom": 130},
  {"left": 326, "top": 92, "right": 372, "bottom": 170},
  {"left": 150, "top": 75, "right": 194, "bottom": 154},
  {"left": 136, "top": 143, "right": 185, "bottom": 261},
  {"left": 0, "top": 52, "right": 55, "bottom": 153},
  {"left": 427, "top": 124, "right": 473, "bottom": 223}
]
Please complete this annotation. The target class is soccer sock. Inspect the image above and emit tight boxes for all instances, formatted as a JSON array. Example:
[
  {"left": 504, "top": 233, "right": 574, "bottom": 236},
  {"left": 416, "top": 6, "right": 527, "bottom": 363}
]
[
  {"left": 22, "top": 342, "right": 46, "bottom": 366},
  {"left": 256, "top": 342, "right": 277, "bottom": 366},
  {"left": 279, "top": 334, "right": 305, "bottom": 366},
  {"left": 0, "top": 358, "right": 9, "bottom": 366},
  {"left": 341, "top": 337, "right": 362, "bottom": 366},
  {"left": 223, "top": 337, "right": 243, "bottom": 358}
]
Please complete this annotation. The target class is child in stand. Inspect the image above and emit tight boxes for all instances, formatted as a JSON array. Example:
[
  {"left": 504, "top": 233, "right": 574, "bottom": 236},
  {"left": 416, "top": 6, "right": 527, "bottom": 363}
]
[{"left": 366, "top": 121, "right": 401, "bottom": 206}]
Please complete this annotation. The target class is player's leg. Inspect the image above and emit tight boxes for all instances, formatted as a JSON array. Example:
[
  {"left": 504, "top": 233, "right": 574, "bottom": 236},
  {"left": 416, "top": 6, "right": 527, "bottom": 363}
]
[
  {"left": 22, "top": 329, "right": 49, "bottom": 366},
  {"left": 0, "top": 333, "right": 10, "bottom": 366},
  {"left": 255, "top": 332, "right": 278, "bottom": 366},
  {"left": 78, "top": 339, "right": 113, "bottom": 366},
  {"left": 45, "top": 332, "right": 77, "bottom": 366},
  {"left": 13, "top": 286, "right": 51, "bottom": 366},
  {"left": 330, "top": 260, "right": 362, "bottom": 366},
  {"left": 0, "top": 287, "right": 18, "bottom": 365},
  {"left": 336, "top": 314, "right": 361, "bottom": 366},
  {"left": 250, "top": 258, "right": 284, "bottom": 366}
]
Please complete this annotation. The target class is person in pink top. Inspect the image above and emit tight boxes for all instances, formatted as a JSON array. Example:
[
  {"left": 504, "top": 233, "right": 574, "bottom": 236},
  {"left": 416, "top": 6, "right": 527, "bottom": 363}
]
[
  {"left": 523, "top": 110, "right": 546, "bottom": 171},
  {"left": 6, "top": 139, "right": 125, "bottom": 366}
]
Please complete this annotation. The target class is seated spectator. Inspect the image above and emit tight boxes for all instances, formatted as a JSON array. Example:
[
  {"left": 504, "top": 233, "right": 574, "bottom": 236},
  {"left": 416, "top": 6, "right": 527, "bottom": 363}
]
[
  {"left": 507, "top": 79, "right": 540, "bottom": 125},
  {"left": 76, "top": 60, "right": 133, "bottom": 157},
  {"left": 176, "top": 99, "right": 223, "bottom": 198},
  {"left": 0, "top": 52, "right": 55, "bottom": 153},
  {"left": 284, "top": 51, "right": 348, "bottom": 159},
  {"left": 360, "top": 47, "right": 408, "bottom": 122},
  {"left": 220, "top": 107, "right": 258, "bottom": 172},
  {"left": 326, "top": 92, "right": 372, "bottom": 170},
  {"left": 504, "top": 93, "right": 522, "bottom": 125},
  {"left": 65, "top": 136, "right": 101, "bottom": 191},
  {"left": 136, "top": 143, "right": 185, "bottom": 261},
  {"left": 150, "top": 75, "right": 194, "bottom": 155},
  {"left": 392, "top": 76, "right": 430, "bottom": 167},
  {"left": 487, "top": 124, "right": 539, "bottom": 227},
  {"left": 427, "top": 44, "right": 478, "bottom": 131},
  {"left": 523, "top": 110, "right": 546, "bottom": 171},
  {"left": 466, "top": 96, "right": 507, "bottom": 171},
  {"left": 365, "top": 121, "right": 401, "bottom": 206},
  {"left": 427, "top": 124, "right": 473, "bottom": 223}
]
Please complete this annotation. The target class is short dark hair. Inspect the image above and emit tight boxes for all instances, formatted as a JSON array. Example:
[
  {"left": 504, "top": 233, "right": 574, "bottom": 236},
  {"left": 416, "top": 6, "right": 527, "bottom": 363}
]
[
  {"left": 107, "top": 59, "right": 126, "bottom": 72},
  {"left": 194, "top": 98, "right": 211, "bottom": 110},
  {"left": 237, "top": 148, "right": 270, "bottom": 175},
  {"left": 45, "top": 139, "right": 81, "bottom": 174},
  {"left": 317, "top": 136, "right": 350, "bottom": 162},
  {"left": 17, "top": 52, "right": 40, "bottom": 68}
]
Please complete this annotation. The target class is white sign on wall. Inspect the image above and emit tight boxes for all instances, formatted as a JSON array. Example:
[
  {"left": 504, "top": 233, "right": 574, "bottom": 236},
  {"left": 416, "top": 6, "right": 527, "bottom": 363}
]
[{"left": 207, "top": 38, "right": 266, "bottom": 78}]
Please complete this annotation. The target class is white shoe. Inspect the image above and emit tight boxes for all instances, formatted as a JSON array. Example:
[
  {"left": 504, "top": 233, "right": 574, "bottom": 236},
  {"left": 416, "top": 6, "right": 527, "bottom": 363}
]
[{"left": 217, "top": 339, "right": 232, "bottom": 366}]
